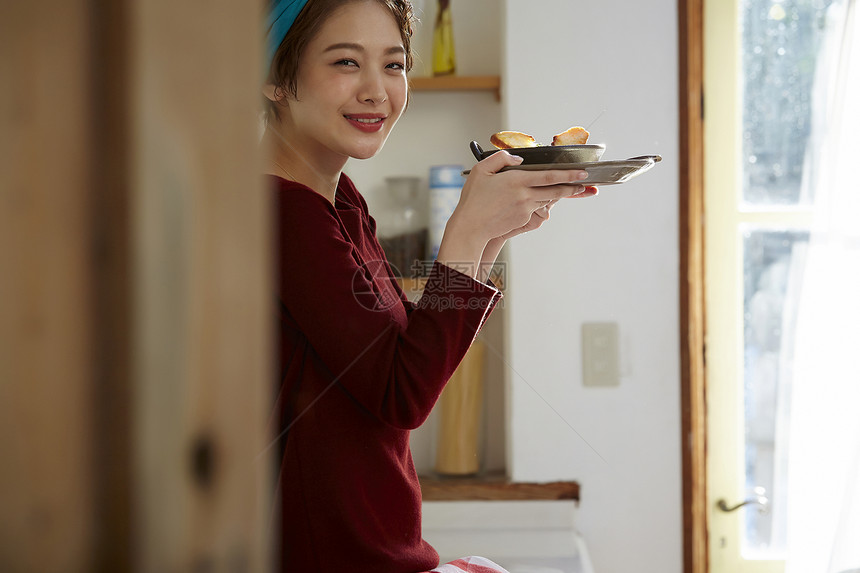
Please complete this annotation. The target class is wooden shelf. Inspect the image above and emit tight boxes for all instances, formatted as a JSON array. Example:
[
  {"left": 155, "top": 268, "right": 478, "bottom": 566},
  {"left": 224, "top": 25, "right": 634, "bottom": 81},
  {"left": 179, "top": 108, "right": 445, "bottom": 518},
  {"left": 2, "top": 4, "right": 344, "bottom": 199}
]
[
  {"left": 420, "top": 472, "right": 580, "bottom": 502},
  {"left": 410, "top": 75, "right": 501, "bottom": 101},
  {"left": 397, "top": 276, "right": 430, "bottom": 294},
  {"left": 396, "top": 271, "right": 506, "bottom": 294}
]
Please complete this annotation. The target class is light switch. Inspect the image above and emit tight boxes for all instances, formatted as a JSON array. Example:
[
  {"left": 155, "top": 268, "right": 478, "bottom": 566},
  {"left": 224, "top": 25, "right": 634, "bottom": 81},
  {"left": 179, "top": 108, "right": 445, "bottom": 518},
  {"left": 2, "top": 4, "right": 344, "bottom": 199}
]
[{"left": 582, "top": 322, "right": 620, "bottom": 387}]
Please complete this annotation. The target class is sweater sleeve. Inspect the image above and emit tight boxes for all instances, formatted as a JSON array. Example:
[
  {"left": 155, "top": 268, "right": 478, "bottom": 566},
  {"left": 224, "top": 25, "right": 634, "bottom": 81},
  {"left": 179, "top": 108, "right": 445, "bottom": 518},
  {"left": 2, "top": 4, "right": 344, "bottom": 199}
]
[{"left": 276, "top": 188, "right": 502, "bottom": 430}]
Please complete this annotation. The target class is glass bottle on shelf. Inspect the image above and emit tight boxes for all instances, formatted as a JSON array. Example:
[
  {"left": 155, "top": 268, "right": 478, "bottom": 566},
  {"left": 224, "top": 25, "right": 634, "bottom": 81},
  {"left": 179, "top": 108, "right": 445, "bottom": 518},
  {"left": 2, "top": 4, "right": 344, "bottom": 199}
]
[
  {"left": 432, "top": 0, "right": 456, "bottom": 76},
  {"left": 376, "top": 176, "right": 428, "bottom": 278}
]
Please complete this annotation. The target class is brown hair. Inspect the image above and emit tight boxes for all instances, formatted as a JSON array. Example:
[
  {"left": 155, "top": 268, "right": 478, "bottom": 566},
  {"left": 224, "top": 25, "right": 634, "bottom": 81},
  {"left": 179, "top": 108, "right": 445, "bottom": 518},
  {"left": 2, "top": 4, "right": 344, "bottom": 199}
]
[{"left": 266, "top": 0, "right": 415, "bottom": 121}]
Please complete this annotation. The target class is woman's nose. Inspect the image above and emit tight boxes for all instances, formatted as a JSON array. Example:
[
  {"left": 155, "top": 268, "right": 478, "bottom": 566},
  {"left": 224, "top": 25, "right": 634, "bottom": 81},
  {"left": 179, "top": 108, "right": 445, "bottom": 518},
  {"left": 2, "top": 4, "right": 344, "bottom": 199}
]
[{"left": 358, "top": 70, "right": 387, "bottom": 104}]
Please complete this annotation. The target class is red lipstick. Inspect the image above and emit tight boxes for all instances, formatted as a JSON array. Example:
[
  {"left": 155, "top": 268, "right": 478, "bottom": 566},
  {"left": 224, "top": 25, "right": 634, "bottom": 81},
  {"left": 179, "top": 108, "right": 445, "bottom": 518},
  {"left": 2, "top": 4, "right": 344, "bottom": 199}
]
[{"left": 344, "top": 113, "right": 386, "bottom": 133}]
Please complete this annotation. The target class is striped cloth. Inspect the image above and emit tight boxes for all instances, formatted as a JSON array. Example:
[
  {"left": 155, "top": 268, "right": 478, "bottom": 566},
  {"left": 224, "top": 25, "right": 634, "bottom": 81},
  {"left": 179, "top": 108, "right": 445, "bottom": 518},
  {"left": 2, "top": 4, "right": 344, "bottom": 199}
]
[{"left": 427, "top": 556, "right": 510, "bottom": 573}]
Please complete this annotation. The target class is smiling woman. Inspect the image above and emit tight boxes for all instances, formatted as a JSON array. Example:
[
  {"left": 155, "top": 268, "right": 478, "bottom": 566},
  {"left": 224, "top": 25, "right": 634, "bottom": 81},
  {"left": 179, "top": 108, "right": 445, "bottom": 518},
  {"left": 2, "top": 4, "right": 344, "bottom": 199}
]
[
  {"left": 261, "top": 1, "right": 598, "bottom": 572},
  {"left": 264, "top": 0, "right": 409, "bottom": 184}
]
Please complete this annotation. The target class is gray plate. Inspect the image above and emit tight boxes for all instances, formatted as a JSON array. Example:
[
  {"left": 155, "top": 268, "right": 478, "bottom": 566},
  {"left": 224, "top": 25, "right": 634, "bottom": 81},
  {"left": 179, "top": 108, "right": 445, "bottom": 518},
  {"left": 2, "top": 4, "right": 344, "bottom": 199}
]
[{"left": 462, "top": 156, "right": 662, "bottom": 186}]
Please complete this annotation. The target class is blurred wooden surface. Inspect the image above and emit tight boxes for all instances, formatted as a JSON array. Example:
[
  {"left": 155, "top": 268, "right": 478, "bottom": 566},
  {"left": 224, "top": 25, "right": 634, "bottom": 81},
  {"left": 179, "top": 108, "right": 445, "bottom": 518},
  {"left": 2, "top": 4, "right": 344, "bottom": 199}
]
[
  {"left": 132, "top": 0, "right": 270, "bottom": 570},
  {"left": 420, "top": 472, "right": 580, "bottom": 501},
  {"left": 435, "top": 341, "right": 486, "bottom": 475},
  {"left": 0, "top": 0, "right": 272, "bottom": 571},
  {"left": 0, "top": 1, "right": 97, "bottom": 570},
  {"left": 410, "top": 75, "right": 502, "bottom": 101}
]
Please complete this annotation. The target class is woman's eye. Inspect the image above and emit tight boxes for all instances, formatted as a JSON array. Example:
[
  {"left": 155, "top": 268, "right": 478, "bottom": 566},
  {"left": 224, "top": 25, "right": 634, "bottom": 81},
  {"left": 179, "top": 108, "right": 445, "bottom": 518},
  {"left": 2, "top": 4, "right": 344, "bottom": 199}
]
[
  {"left": 386, "top": 62, "right": 405, "bottom": 71},
  {"left": 335, "top": 59, "right": 358, "bottom": 67}
]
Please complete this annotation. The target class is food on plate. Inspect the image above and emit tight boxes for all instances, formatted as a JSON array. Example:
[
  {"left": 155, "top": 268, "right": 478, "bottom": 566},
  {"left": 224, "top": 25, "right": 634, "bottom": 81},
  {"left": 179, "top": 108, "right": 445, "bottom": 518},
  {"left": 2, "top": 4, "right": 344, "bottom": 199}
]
[
  {"left": 551, "top": 126, "right": 590, "bottom": 146},
  {"left": 490, "top": 131, "right": 538, "bottom": 149},
  {"left": 489, "top": 125, "right": 591, "bottom": 150}
]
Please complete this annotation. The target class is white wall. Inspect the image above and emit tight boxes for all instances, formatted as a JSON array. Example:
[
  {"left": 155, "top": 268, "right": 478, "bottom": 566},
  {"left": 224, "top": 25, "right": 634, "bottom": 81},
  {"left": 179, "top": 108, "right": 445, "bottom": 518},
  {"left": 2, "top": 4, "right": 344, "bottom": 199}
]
[{"left": 502, "top": 2, "right": 682, "bottom": 573}]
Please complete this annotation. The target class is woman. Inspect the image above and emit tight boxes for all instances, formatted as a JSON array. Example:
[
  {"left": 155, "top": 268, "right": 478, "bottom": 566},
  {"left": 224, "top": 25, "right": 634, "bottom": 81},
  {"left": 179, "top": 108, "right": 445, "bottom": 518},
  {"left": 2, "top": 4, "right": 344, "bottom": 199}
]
[{"left": 262, "top": 1, "right": 596, "bottom": 571}]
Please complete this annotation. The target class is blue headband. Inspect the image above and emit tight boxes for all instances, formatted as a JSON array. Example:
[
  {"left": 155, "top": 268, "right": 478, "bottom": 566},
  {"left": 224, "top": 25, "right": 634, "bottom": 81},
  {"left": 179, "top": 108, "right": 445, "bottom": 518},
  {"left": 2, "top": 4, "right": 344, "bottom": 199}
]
[{"left": 266, "top": 0, "right": 310, "bottom": 73}]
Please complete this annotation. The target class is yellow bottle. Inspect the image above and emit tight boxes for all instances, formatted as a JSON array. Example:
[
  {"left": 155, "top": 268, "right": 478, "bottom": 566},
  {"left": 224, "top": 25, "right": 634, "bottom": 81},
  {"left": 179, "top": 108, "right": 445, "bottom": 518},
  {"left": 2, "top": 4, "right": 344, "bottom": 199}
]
[{"left": 432, "top": 0, "right": 456, "bottom": 76}]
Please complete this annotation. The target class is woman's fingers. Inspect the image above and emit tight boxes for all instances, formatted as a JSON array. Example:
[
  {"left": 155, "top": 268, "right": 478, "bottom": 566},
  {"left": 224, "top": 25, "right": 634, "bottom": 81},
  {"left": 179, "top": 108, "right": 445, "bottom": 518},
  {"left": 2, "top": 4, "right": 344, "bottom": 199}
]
[
  {"left": 574, "top": 186, "right": 600, "bottom": 198},
  {"left": 514, "top": 168, "right": 588, "bottom": 188},
  {"left": 454, "top": 159, "right": 597, "bottom": 244},
  {"left": 498, "top": 168, "right": 589, "bottom": 201},
  {"left": 475, "top": 155, "right": 590, "bottom": 191},
  {"left": 530, "top": 184, "right": 586, "bottom": 203},
  {"left": 476, "top": 149, "right": 524, "bottom": 174}
]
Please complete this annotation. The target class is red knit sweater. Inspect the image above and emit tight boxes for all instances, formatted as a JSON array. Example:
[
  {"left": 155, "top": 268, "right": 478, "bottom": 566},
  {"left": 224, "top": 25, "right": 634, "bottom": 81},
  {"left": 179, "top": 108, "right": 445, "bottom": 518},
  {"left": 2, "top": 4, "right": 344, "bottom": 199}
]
[{"left": 271, "top": 174, "right": 501, "bottom": 573}]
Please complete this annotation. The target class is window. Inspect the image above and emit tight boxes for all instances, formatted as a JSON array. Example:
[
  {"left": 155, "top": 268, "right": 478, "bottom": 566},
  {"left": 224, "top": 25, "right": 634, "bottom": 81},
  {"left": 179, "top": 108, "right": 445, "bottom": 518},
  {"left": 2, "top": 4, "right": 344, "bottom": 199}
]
[
  {"left": 706, "top": 0, "right": 836, "bottom": 569},
  {"left": 738, "top": 0, "right": 833, "bottom": 558}
]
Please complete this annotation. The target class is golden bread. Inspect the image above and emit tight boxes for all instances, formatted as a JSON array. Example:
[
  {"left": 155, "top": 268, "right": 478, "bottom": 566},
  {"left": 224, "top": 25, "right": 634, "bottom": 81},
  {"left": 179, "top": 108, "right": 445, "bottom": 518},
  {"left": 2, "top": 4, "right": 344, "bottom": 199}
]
[
  {"left": 551, "top": 126, "right": 590, "bottom": 146},
  {"left": 490, "top": 131, "right": 538, "bottom": 149}
]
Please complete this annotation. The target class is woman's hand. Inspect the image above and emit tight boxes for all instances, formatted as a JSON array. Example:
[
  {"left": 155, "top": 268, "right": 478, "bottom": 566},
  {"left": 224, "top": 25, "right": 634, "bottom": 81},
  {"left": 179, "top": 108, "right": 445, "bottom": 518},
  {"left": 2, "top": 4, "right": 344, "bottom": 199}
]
[
  {"left": 498, "top": 183, "right": 598, "bottom": 241},
  {"left": 436, "top": 151, "right": 597, "bottom": 279},
  {"left": 450, "top": 151, "right": 591, "bottom": 240},
  {"left": 475, "top": 187, "right": 598, "bottom": 283}
]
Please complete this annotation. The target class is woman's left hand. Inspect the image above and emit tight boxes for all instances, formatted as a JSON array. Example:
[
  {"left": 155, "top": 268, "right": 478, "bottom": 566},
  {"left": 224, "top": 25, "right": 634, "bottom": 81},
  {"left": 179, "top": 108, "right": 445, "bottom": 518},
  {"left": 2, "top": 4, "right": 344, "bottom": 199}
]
[
  {"left": 476, "top": 185, "right": 598, "bottom": 282},
  {"left": 497, "top": 185, "right": 599, "bottom": 241}
]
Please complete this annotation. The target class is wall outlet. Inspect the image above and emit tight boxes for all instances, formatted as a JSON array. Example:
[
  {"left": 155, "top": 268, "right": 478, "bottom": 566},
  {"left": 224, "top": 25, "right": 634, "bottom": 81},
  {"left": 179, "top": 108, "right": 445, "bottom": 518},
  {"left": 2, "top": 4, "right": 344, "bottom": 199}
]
[{"left": 582, "top": 322, "right": 620, "bottom": 387}]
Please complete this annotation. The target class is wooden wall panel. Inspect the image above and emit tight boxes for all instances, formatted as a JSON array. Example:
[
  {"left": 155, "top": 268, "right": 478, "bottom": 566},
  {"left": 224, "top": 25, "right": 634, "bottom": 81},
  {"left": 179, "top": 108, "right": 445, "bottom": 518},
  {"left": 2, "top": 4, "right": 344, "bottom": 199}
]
[
  {"left": 131, "top": 0, "right": 271, "bottom": 571},
  {"left": 0, "top": 0, "right": 271, "bottom": 571},
  {"left": 0, "top": 1, "right": 96, "bottom": 571}
]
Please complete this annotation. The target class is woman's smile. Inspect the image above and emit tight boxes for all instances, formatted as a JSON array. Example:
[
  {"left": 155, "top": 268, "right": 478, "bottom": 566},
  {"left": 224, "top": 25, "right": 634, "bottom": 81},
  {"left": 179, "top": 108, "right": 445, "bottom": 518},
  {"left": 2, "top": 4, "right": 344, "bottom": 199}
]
[{"left": 344, "top": 113, "right": 387, "bottom": 133}]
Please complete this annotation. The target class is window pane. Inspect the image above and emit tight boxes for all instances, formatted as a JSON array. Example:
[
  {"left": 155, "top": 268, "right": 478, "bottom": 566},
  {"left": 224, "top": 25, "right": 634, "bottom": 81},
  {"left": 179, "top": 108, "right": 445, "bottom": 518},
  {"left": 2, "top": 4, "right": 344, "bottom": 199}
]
[
  {"left": 740, "top": 0, "right": 834, "bottom": 207},
  {"left": 742, "top": 228, "right": 809, "bottom": 558}
]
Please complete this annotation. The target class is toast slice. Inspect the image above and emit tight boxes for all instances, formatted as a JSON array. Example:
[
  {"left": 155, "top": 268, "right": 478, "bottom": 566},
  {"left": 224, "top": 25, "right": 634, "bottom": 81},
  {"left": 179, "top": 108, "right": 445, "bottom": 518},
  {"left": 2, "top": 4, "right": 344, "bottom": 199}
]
[
  {"left": 490, "top": 131, "right": 538, "bottom": 149},
  {"left": 551, "top": 126, "right": 590, "bottom": 146}
]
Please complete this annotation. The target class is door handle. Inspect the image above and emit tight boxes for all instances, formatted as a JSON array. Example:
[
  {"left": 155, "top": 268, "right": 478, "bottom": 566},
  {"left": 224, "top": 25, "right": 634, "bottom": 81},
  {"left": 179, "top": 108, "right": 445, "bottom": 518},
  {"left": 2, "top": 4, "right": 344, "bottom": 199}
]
[{"left": 716, "top": 487, "right": 769, "bottom": 513}]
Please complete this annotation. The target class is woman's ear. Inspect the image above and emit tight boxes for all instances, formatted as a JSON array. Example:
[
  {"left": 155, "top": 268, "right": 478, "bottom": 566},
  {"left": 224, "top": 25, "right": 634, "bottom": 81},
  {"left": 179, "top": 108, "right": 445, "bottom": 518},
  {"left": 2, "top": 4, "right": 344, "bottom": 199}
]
[{"left": 262, "top": 84, "right": 279, "bottom": 102}]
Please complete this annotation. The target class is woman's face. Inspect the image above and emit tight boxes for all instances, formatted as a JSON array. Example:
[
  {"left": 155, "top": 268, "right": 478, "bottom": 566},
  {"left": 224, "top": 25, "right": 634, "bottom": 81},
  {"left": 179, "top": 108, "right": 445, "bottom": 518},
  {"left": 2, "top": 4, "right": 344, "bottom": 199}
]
[{"left": 283, "top": 0, "right": 408, "bottom": 163}]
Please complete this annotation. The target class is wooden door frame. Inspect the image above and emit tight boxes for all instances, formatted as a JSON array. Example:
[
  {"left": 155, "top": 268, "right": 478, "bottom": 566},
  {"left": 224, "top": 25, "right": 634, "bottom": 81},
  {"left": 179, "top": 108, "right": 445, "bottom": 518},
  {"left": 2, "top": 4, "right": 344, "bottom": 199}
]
[{"left": 678, "top": 0, "right": 708, "bottom": 572}]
